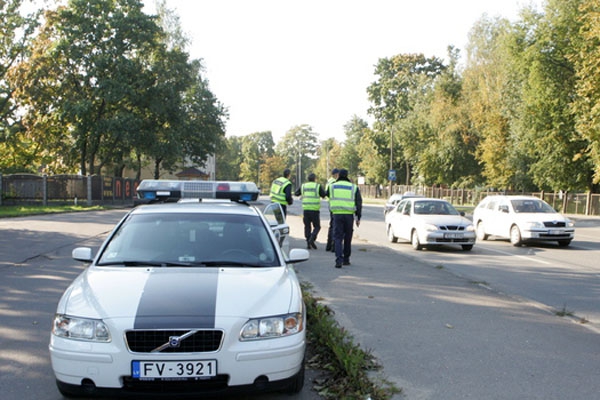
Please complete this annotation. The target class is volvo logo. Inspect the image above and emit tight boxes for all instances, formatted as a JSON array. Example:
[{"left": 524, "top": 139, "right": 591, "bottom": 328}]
[{"left": 168, "top": 336, "right": 182, "bottom": 348}]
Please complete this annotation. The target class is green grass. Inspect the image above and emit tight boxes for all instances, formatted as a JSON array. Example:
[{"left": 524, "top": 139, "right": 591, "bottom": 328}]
[
  {"left": 302, "top": 282, "right": 400, "bottom": 399},
  {"left": 0, "top": 204, "right": 105, "bottom": 218}
]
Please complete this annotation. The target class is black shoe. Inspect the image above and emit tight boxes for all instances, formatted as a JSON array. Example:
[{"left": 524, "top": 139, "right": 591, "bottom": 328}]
[
  {"left": 335, "top": 263, "right": 342, "bottom": 268},
  {"left": 325, "top": 245, "right": 331, "bottom": 251},
  {"left": 343, "top": 261, "right": 351, "bottom": 266},
  {"left": 309, "top": 239, "right": 317, "bottom": 249},
  {"left": 307, "top": 241, "right": 311, "bottom": 249}
]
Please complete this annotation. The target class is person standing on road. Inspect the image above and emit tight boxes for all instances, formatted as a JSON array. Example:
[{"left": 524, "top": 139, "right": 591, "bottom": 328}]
[
  {"left": 295, "top": 173, "right": 326, "bottom": 249},
  {"left": 270, "top": 168, "right": 293, "bottom": 216},
  {"left": 328, "top": 168, "right": 362, "bottom": 268},
  {"left": 325, "top": 168, "right": 339, "bottom": 252}
]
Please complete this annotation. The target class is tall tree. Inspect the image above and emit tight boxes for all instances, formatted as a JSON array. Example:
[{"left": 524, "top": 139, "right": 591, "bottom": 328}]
[
  {"left": 517, "top": 0, "right": 591, "bottom": 191},
  {"left": 570, "top": 0, "right": 600, "bottom": 186},
  {"left": 0, "top": 0, "right": 43, "bottom": 172},
  {"left": 11, "top": 0, "right": 162, "bottom": 175},
  {"left": 367, "top": 53, "right": 446, "bottom": 185},
  {"left": 239, "top": 131, "right": 275, "bottom": 187},
  {"left": 276, "top": 124, "right": 318, "bottom": 185}
]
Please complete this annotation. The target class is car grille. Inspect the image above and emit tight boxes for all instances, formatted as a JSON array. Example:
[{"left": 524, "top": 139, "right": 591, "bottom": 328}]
[
  {"left": 543, "top": 221, "right": 566, "bottom": 228},
  {"left": 126, "top": 330, "right": 223, "bottom": 353},
  {"left": 439, "top": 225, "right": 465, "bottom": 231}
]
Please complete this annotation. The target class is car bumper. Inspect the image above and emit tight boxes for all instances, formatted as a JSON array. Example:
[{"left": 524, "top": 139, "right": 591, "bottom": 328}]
[
  {"left": 521, "top": 229, "right": 574, "bottom": 241},
  {"left": 420, "top": 232, "right": 476, "bottom": 245},
  {"left": 50, "top": 332, "right": 305, "bottom": 395}
]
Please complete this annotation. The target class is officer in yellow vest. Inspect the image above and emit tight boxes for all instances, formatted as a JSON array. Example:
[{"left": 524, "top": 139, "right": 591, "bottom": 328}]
[
  {"left": 325, "top": 168, "right": 339, "bottom": 252},
  {"left": 294, "top": 173, "right": 326, "bottom": 249},
  {"left": 328, "top": 168, "right": 362, "bottom": 268},
  {"left": 270, "top": 168, "right": 293, "bottom": 216}
]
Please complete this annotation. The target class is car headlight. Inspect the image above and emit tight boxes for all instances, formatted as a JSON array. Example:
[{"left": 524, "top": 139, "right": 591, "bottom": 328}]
[
  {"left": 465, "top": 224, "right": 475, "bottom": 232},
  {"left": 522, "top": 221, "right": 544, "bottom": 229},
  {"left": 52, "top": 314, "right": 111, "bottom": 342},
  {"left": 423, "top": 223, "right": 438, "bottom": 232},
  {"left": 566, "top": 219, "right": 574, "bottom": 228},
  {"left": 240, "top": 312, "right": 304, "bottom": 341}
]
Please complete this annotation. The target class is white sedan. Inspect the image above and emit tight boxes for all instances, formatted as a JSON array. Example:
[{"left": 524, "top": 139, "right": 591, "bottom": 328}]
[
  {"left": 472, "top": 195, "right": 575, "bottom": 247},
  {"left": 385, "top": 198, "right": 476, "bottom": 251},
  {"left": 49, "top": 181, "right": 310, "bottom": 397}
]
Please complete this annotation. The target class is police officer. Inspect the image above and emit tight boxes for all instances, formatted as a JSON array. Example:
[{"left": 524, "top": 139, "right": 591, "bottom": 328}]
[
  {"left": 295, "top": 173, "right": 326, "bottom": 249},
  {"left": 325, "top": 168, "right": 339, "bottom": 252},
  {"left": 270, "top": 168, "right": 293, "bottom": 216},
  {"left": 328, "top": 168, "right": 362, "bottom": 268}
]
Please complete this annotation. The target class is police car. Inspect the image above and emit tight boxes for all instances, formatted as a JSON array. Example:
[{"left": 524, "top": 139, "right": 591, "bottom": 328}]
[{"left": 49, "top": 180, "right": 309, "bottom": 397}]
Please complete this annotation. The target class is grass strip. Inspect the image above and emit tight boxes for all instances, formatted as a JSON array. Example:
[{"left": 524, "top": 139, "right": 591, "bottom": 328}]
[
  {"left": 302, "top": 282, "right": 400, "bottom": 399},
  {"left": 0, "top": 205, "right": 105, "bottom": 218}
]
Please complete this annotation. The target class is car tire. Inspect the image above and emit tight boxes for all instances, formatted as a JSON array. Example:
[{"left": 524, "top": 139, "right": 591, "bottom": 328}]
[
  {"left": 510, "top": 225, "right": 522, "bottom": 246},
  {"left": 387, "top": 225, "right": 398, "bottom": 243},
  {"left": 411, "top": 230, "right": 423, "bottom": 250},
  {"left": 558, "top": 240, "right": 572, "bottom": 247},
  {"left": 476, "top": 221, "right": 489, "bottom": 241},
  {"left": 461, "top": 244, "right": 473, "bottom": 251}
]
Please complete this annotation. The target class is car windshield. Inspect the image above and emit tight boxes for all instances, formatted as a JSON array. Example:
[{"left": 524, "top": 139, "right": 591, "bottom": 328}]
[
  {"left": 97, "top": 212, "right": 279, "bottom": 267},
  {"left": 511, "top": 199, "right": 556, "bottom": 213},
  {"left": 413, "top": 200, "right": 459, "bottom": 215}
]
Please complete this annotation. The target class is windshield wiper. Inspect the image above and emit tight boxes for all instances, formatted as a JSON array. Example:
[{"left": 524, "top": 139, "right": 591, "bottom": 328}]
[
  {"left": 97, "top": 261, "right": 195, "bottom": 267},
  {"left": 200, "top": 260, "right": 267, "bottom": 268}
]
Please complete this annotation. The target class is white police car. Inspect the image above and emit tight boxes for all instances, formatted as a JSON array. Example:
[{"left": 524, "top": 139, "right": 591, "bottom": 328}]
[{"left": 49, "top": 181, "right": 309, "bottom": 397}]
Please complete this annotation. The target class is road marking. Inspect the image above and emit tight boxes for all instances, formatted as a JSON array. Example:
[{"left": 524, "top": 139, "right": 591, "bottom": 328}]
[{"left": 479, "top": 245, "right": 551, "bottom": 265}]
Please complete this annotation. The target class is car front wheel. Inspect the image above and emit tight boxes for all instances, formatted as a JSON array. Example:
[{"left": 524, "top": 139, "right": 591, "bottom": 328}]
[
  {"left": 510, "top": 225, "right": 522, "bottom": 246},
  {"left": 411, "top": 230, "right": 423, "bottom": 250},
  {"left": 387, "top": 225, "right": 398, "bottom": 243},
  {"left": 476, "top": 221, "right": 489, "bottom": 241}
]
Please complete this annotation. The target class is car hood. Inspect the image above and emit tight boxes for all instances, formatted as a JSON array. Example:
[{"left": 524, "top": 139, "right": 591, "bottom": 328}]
[
  {"left": 512, "top": 212, "right": 570, "bottom": 223},
  {"left": 57, "top": 266, "right": 299, "bottom": 329}
]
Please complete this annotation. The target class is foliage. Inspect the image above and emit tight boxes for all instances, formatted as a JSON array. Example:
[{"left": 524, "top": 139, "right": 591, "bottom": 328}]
[
  {"left": 276, "top": 124, "right": 319, "bottom": 185},
  {"left": 302, "top": 283, "right": 400, "bottom": 399}
]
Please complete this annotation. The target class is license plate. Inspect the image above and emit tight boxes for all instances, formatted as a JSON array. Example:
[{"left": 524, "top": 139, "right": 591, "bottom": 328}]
[
  {"left": 132, "top": 360, "right": 217, "bottom": 380},
  {"left": 444, "top": 233, "right": 463, "bottom": 239},
  {"left": 548, "top": 230, "right": 560, "bottom": 235}
]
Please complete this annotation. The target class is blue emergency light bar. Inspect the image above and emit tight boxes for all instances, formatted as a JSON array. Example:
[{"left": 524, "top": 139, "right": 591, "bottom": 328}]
[{"left": 135, "top": 180, "right": 260, "bottom": 204}]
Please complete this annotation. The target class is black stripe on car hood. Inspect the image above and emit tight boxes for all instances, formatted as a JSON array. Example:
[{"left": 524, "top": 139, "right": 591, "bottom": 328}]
[{"left": 134, "top": 269, "right": 219, "bottom": 329}]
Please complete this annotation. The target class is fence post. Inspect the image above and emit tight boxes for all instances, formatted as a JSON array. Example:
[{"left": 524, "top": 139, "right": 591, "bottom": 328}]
[
  {"left": 87, "top": 175, "right": 92, "bottom": 206},
  {"left": 43, "top": 174, "right": 48, "bottom": 206}
]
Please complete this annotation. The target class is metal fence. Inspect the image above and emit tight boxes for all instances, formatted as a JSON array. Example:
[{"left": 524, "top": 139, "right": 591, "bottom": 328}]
[
  {"left": 359, "top": 184, "right": 600, "bottom": 216},
  {"left": 0, "top": 174, "right": 139, "bottom": 206}
]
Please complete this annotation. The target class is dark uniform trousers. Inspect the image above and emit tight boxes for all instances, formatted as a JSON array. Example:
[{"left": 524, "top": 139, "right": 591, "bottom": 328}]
[{"left": 333, "top": 214, "right": 353, "bottom": 265}]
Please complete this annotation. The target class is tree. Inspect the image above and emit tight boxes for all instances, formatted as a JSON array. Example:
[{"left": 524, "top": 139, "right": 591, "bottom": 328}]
[
  {"left": 11, "top": 0, "right": 162, "bottom": 175},
  {"left": 570, "top": 0, "right": 600, "bottom": 186},
  {"left": 215, "top": 136, "right": 242, "bottom": 180},
  {"left": 0, "top": 1, "right": 43, "bottom": 172},
  {"left": 275, "top": 124, "right": 318, "bottom": 185},
  {"left": 516, "top": 0, "right": 592, "bottom": 191},
  {"left": 239, "top": 131, "right": 275, "bottom": 188},
  {"left": 367, "top": 53, "right": 446, "bottom": 185},
  {"left": 340, "top": 115, "right": 366, "bottom": 179}
]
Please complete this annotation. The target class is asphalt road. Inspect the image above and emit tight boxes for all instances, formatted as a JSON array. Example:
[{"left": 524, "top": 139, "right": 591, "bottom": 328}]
[
  {"left": 285, "top": 200, "right": 600, "bottom": 399},
  {"left": 2, "top": 202, "right": 600, "bottom": 399}
]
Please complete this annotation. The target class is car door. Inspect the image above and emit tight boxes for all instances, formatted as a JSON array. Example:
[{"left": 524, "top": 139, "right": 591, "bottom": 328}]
[
  {"left": 393, "top": 199, "right": 412, "bottom": 241},
  {"left": 263, "top": 202, "right": 290, "bottom": 252},
  {"left": 488, "top": 199, "right": 511, "bottom": 237}
]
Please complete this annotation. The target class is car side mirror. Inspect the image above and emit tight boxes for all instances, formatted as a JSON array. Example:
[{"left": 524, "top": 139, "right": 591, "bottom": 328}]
[
  {"left": 72, "top": 247, "right": 93, "bottom": 263},
  {"left": 499, "top": 205, "right": 509, "bottom": 213}
]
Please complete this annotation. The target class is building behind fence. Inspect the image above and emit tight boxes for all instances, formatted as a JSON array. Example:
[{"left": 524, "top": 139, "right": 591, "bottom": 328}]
[{"left": 1, "top": 173, "right": 599, "bottom": 216}]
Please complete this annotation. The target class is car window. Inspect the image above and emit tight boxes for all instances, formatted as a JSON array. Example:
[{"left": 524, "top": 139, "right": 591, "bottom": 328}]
[
  {"left": 414, "top": 201, "right": 458, "bottom": 215},
  {"left": 396, "top": 199, "right": 408, "bottom": 213},
  {"left": 511, "top": 199, "right": 555, "bottom": 213},
  {"left": 97, "top": 213, "right": 278, "bottom": 267}
]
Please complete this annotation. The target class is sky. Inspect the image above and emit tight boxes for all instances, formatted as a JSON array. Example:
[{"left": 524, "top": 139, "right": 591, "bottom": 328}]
[{"left": 145, "top": 0, "right": 543, "bottom": 143}]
